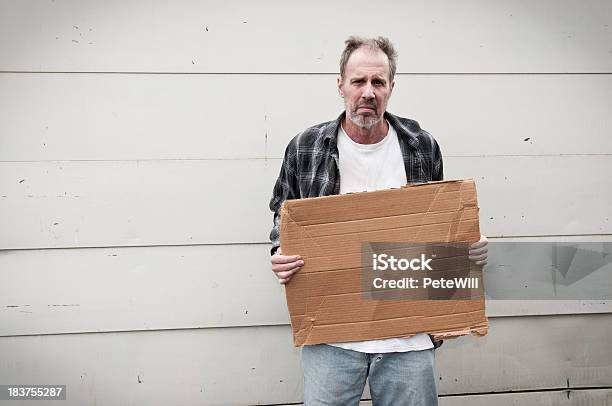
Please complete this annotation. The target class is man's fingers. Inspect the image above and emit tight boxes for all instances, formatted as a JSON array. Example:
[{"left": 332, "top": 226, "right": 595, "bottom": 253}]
[
  {"left": 475, "top": 260, "right": 487, "bottom": 266},
  {"left": 275, "top": 267, "right": 301, "bottom": 279},
  {"left": 469, "top": 253, "right": 488, "bottom": 262},
  {"left": 278, "top": 276, "right": 292, "bottom": 284},
  {"left": 272, "top": 260, "right": 304, "bottom": 273},
  {"left": 469, "top": 246, "right": 488, "bottom": 256},
  {"left": 271, "top": 254, "right": 302, "bottom": 264},
  {"left": 470, "top": 235, "right": 489, "bottom": 250},
  {"left": 278, "top": 271, "right": 297, "bottom": 284},
  {"left": 271, "top": 251, "right": 303, "bottom": 284},
  {"left": 470, "top": 240, "right": 487, "bottom": 250}
]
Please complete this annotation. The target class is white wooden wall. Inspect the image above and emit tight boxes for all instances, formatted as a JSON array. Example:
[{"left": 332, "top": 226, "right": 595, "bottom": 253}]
[{"left": 1, "top": 1, "right": 611, "bottom": 405}]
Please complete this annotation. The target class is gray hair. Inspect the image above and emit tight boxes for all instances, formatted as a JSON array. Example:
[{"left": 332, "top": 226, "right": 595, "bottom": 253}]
[{"left": 339, "top": 36, "right": 398, "bottom": 81}]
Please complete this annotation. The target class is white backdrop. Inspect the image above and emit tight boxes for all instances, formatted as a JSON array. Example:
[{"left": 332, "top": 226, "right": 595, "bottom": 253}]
[{"left": 1, "top": 1, "right": 611, "bottom": 404}]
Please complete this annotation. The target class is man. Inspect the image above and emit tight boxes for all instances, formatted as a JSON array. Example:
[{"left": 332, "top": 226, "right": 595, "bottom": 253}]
[{"left": 269, "top": 36, "right": 488, "bottom": 405}]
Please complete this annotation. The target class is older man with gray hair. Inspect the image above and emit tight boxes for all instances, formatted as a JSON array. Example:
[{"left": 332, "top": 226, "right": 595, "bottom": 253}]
[{"left": 269, "top": 36, "right": 488, "bottom": 405}]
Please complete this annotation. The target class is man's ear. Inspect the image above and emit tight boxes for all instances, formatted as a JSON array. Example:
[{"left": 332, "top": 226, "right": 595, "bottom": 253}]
[
  {"left": 337, "top": 75, "right": 344, "bottom": 97},
  {"left": 390, "top": 79, "right": 395, "bottom": 93}
]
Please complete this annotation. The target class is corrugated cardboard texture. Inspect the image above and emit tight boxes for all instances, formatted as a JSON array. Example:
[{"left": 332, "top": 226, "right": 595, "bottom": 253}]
[{"left": 280, "top": 179, "right": 488, "bottom": 346}]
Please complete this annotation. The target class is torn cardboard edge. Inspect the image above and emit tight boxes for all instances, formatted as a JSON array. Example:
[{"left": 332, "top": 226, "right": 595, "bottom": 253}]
[{"left": 280, "top": 179, "right": 488, "bottom": 346}]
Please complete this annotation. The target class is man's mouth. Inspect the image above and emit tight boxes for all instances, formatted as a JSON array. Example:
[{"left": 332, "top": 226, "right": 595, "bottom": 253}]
[{"left": 357, "top": 105, "right": 376, "bottom": 112}]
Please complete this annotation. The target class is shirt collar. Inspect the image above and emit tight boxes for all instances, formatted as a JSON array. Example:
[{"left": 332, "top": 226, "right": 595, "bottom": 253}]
[{"left": 324, "top": 111, "right": 420, "bottom": 150}]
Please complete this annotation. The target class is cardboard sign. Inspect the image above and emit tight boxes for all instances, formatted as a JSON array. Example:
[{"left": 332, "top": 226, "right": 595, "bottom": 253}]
[{"left": 280, "top": 179, "right": 488, "bottom": 346}]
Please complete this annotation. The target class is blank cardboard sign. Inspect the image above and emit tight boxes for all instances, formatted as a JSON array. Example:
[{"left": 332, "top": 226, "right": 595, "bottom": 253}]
[{"left": 280, "top": 179, "right": 488, "bottom": 346}]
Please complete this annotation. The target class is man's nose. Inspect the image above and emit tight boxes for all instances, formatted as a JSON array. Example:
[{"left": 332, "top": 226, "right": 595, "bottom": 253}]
[{"left": 362, "top": 83, "right": 375, "bottom": 99}]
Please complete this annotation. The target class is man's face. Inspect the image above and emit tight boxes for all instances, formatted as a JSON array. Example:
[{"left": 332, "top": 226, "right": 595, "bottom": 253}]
[{"left": 337, "top": 47, "right": 395, "bottom": 129}]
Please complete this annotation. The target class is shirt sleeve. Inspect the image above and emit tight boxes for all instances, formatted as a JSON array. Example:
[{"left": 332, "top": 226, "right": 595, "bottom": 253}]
[
  {"left": 269, "top": 139, "right": 299, "bottom": 255},
  {"left": 432, "top": 138, "right": 443, "bottom": 181}
]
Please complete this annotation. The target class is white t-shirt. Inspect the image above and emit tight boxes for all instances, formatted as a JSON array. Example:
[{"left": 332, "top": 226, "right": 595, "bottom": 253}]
[{"left": 326, "top": 121, "right": 434, "bottom": 353}]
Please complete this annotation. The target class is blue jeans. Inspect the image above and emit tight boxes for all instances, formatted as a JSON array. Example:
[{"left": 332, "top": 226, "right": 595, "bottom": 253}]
[{"left": 302, "top": 344, "right": 438, "bottom": 406}]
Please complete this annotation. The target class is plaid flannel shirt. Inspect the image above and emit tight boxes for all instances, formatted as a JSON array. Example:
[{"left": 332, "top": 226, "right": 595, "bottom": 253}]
[{"left": 269, "top": 111, "right": 443, "bottom": 255}]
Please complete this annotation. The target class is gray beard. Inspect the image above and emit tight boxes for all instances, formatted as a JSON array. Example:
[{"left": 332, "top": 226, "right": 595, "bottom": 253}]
[{"left": 348, "top": 111, "right": 383, "bottom": 129}]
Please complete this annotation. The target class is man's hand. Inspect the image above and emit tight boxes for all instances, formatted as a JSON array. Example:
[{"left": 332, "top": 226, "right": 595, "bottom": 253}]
[
  {"left": 271, "top": 248, "right": 304, "bottom": 284},
  {"left": 469, "top": 235, "right": 488, "bottom": 266}
]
